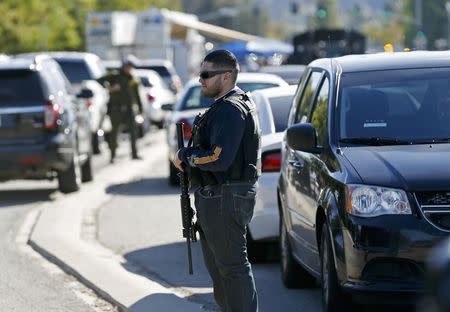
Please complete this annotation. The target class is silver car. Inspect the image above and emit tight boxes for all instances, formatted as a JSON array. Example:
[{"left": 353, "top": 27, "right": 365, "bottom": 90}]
[
  {"left": 246, "top": 85, "right": 297, "bottom": 261},
  {"left": 132, "top": 69, "right": 176, "bottom": 129}
]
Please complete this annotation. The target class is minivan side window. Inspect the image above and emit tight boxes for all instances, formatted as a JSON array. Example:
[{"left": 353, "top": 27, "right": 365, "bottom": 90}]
[
  {"left": 310, "top": 77, "right": 329, "bottom": 146},
  {"left": 293, "top": 71, "right": 323, "bottom": 124}
]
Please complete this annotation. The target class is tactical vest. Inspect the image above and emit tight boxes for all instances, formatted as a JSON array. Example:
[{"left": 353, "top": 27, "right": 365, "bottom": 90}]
[{"left": 189, "top": 92, "right": 261, "bottom": 187}]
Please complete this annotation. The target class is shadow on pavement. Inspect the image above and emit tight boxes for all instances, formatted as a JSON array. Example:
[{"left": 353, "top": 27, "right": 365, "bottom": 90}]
[
  {"left": 0, "top": 188, "right": 56, "bottom": 208},
  {"left": 130, "top": 293, "right": 219, "bottom": 312},
  {"left": 105, "top": 177, "right": 179, "bottom": 196},
  {"left": 122, "top": 241, "right": 219, "bottom": 310}
]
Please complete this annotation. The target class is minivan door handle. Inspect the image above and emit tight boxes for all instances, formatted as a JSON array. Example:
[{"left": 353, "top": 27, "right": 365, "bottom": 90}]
[{"left": 288, "top": 159, "right": 304, "bottom": 169}]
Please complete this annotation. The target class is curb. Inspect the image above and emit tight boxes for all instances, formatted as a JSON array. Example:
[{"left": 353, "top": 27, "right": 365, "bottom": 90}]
[{"left": 26, "top": 131, "right": 204, "bottom": 312}]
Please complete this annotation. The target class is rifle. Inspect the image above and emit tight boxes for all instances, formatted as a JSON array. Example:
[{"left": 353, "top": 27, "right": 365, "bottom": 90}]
[{"left": 176, "top": 122, "right": 197, "bottom": 275}]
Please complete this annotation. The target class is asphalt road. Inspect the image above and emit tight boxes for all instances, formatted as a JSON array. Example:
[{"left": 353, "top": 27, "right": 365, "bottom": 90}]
[{"left": 0, "top": 134, "right": 134, "bottom": 312}]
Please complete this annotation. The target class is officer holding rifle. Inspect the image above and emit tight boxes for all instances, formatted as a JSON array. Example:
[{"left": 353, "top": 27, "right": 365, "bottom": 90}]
[{"left": 172, "top": 49, "right": 261, "bottom": 312}]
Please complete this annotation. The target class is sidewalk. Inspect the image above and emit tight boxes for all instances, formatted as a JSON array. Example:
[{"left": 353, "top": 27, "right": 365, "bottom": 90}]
[{"left": 27, "top": 132, "right": 205, "bottom": 312}]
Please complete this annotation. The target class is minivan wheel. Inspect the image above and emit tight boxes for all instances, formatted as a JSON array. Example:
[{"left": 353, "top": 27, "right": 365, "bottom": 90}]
[
  {"left": 320, "top": 224, "right": 351, "bottom": 312},
  {"left": 81, "top": 155, "right": 93, "bottom": 182},
  {"left": 280, "top": 217, "right": 315, "bottom": 288},
  {"left": 58, "top": 152, "right": 81, "bottom": 193}
]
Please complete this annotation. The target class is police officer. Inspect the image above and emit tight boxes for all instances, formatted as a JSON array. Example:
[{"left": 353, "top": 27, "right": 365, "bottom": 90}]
[
  {"left": 97, "top": 56, "right": 143, "bottom": 163},
  {"left": 172, "top": 50, "right": 261, "bottom": 312}
]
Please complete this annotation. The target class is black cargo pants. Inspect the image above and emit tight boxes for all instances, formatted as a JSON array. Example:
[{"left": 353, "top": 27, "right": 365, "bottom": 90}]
[{"left": 194, "top": 182, "right": 258, "bottom": 312}]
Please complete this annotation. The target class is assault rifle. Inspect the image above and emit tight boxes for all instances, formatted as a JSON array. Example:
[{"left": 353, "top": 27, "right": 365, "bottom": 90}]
[{"left": 176, "top": 122, "right": 197, "bottom": 274}]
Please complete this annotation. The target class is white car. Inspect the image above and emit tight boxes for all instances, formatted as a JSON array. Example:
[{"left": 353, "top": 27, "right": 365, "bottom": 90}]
[
  {"left": 166, "top": 72, "right": 289, "bottom": 185},
  {"left": 246, "top": 85, "right": 297, "bottom": 261},
  {"left": 37, "top": 52, "right": 109, "bottom": 154},
  {"left": 132, "top": 69, "right": 177, "bottom": 128}
]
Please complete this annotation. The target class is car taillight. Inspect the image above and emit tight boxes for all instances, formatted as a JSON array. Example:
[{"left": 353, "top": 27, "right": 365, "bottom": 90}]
[
  {"left": 44, "top": 100, "right": 60, "bottom": 129},
  {"left": 177, "top": 118, "right": 192, "bottom": 139},
  {"left": 262, "top": 150, "right": 281, "bottom": 172}
]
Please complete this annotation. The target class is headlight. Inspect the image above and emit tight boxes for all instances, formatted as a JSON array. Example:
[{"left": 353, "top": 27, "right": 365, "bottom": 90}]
[{"left": 345, "top": 184, "right": 411, "bottom": 217}]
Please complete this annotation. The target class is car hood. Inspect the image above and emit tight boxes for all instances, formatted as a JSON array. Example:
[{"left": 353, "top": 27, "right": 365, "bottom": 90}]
[{"left": 342, "top": 144, "right": 450, "bottom": 191}]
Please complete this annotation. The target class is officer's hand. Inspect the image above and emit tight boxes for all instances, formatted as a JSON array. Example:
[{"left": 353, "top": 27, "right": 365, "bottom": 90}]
[{"left": 172, "top": 150, "right": 184, "bottom": 172}]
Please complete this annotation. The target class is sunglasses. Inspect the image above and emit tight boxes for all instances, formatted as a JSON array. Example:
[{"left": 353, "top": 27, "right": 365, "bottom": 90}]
[{"left": 199, "top": 69, "right": 234, "bottom": 79}]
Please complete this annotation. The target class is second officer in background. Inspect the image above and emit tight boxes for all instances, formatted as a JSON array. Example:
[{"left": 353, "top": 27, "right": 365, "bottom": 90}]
[{"left": 97, "top": 56, "right": 143, "bottom": 163}]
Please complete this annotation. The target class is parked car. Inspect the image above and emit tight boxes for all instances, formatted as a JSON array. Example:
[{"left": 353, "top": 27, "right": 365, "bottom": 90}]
[
  {"left": 103, "top": 58, "right": 182, "bottom": 96},
  {"left": 134, "top": 59, "right": 183, "bottom": 96},
  {"left": 132, "top": 69, "right": 176, "bottom": 128},
  {"left": 0, "top": 55, "right": 93, "bottom": 193},
  {"left": 278, "top": 51, "right": 450, "bottom": 311},
  {"left": 246, "top": 85, "right": 297, "bottom": 261},
  {"left": 166, "top": 72, "right": 289, "bottom": 185},
  {"left": 259, "top": 64, "right": 306, "bottom": 85},
  {"left": 18, "top": 52, "right": 109, "bottom": 154}
]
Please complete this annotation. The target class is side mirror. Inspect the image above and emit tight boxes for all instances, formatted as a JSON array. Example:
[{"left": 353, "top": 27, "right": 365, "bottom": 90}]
[
  {"left": 286, "top": 123, "right": 322, "bottom": 154},
  {"left": 161, "top": 103, "right": 173, "bottom": 111},
  {"left": 77, "top": 88, "right": 94, "bottom": 99}
]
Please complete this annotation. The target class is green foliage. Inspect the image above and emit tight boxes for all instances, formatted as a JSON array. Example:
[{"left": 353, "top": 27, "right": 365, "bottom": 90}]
[{"left": 0, "top": 0, "right": 181, "bottom": 53}]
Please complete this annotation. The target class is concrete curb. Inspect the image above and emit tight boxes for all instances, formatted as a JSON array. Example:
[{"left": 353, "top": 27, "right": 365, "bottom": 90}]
[{"left": 27, "top": 132, "right": 204, "bottom": 312}]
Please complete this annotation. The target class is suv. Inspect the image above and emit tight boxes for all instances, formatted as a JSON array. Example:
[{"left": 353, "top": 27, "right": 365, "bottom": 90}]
[
  {"left": 18, "top": 52, "right": 109, "bottom": 154},
  {"left": 0, "top": 56, "right": 93, "bottom": 193},
  {"left": 278, "top": 51, "right": 450, "bottom": 310}
]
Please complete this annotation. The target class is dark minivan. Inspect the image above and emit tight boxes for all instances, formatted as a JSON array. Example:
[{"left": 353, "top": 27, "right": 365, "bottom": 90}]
[
  {"left": 278, "top": 51, "right": 450, "bottom": 311},
  {"left": 0, "top": 56, "right": 93, "bottom": 193}
]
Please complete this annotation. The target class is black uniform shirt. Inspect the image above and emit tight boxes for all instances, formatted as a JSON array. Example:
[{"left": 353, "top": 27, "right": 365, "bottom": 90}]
[{"left": 179, "top": 88, "right": 247, "bottom": 172}]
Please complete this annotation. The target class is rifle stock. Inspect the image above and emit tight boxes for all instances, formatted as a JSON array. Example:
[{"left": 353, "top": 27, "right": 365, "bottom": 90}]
[{"left": 176, "top": 122, "right": 196, "bottom": 274}]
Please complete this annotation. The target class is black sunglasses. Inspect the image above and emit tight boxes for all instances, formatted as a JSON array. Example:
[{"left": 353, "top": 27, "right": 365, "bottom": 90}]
[{"left": 199, "top": 69, "right": 234, "bottom": 79}]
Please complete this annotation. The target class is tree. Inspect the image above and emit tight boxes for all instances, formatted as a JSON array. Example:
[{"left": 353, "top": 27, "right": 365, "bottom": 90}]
[{"left": 0, "top": 0, "right": 183, "bottom": 53}]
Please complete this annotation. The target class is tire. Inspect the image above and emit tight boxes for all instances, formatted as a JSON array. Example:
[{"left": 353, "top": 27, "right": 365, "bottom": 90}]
[
  {"left": 246, "top": 230, "right": 267, "bottom": 263},
  {"left": 58, "top": 152, "right": 81, "bottom": 194},
  {"left": 81, "top": 155, "right": 93, "bottom": 182},
  {"left": 168, "top": 161, "right": 179, "bottom": 186},
  {"left": 280, "top": 215, "right": 315, "bottom": 288},
  {"left": 92, "top": 133, "right": 101, "bottom": 155},
  {"left": 320, "top": 224, "right": 352, "bottom": 312}
]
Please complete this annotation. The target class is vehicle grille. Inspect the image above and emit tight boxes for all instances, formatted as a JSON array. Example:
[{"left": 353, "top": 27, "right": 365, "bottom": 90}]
[{"left": 415, "top": 191, "right": 450, "bottom": 232}]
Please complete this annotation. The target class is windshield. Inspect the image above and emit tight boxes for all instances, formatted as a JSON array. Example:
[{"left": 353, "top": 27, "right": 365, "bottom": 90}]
[
  {"left": 338, "top": 68, "right": 450, "bottom": 144},
  {"left": 56, "top": 60, "right": 93, "bottom": 84},
  {"left": 268, "top": 95, "right": 294, "bottom": 132},
  {"left": 178, "top": 82, "right": 281, "bottom": 111},
  {"left": 0, "top": 70, "right": 45, "bottom": 105}
]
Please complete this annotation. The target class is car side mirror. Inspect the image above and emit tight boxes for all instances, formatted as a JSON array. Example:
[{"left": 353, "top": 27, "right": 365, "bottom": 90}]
[
  {"left": 286, "top": 123, "right": 322, "bottom": 154},
  {"left": 77, "top": 88, "right": 94, "bottom": 99},
  {"left": 161, "top": 103, "right": 173, "bottom": 111}
]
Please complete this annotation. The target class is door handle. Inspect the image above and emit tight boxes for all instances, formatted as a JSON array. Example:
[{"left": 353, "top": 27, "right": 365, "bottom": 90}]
[{"left": 288, "top": 159, "right": 304, "bottom": 169}]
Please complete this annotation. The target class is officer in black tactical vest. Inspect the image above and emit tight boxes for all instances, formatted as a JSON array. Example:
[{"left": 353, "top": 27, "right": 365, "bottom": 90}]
[{"left": 172, "top": 50, "right": 261, "bottom": 312}]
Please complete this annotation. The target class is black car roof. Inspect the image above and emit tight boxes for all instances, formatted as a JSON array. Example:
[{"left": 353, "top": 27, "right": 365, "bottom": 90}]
[{"left": 310, "top": 51, "right": 450, "bottom": 73}]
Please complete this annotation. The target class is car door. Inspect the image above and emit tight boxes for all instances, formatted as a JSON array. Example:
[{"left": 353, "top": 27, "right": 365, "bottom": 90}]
[
  {"left": 284, "top": 70, "right": 323, "bottom": 267},
  {"left": 293, "top": 76, "right": 330, "bottom": 273}
]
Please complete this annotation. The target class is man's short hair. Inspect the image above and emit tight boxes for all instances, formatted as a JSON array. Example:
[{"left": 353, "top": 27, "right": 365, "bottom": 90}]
[
  {"left": 203, "top": 49, "right": 239, "bottom": 83},
  {"left": 203, "top": 49, "right": 239, "bottom": 71}
]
